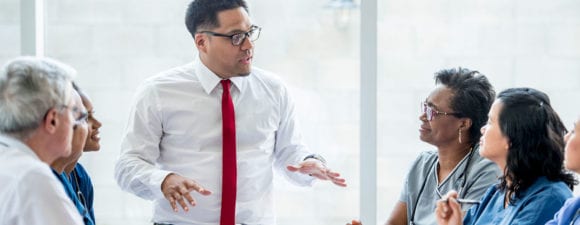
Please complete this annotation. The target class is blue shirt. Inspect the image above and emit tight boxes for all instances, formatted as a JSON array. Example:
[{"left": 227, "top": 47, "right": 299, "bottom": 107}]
[
  {"left": 52, "top": 169, "right": 95, "bottom": 225},
  {"left": 69, "top": 163, "right": 95, "bottom": 223},
  {"left": 546, "top": 197, "right": 580, "bottom": 225},
  {"left": 464, "top": 177, "right": 572, "bottom": 225}
]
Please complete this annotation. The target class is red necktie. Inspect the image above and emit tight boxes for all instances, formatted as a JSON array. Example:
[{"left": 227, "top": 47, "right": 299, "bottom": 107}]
[{"left": 220, "top": 79, "right": 237, "bottom": 225}]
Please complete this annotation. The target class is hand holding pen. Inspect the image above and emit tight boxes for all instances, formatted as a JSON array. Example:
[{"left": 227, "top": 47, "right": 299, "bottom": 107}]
[
  {"left": 435, "top": 188, "right": 480, "bottom": 206},
  {"left": 435, "top": 190, "right": 479, "bottom": 225}
]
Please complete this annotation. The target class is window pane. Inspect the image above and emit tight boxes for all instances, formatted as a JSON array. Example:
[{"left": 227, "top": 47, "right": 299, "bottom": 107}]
[{"left": 0, "top": 0, "right": 20, "bottom": 63}]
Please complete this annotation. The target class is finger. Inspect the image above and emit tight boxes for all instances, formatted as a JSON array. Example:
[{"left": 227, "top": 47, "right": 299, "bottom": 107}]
[
  {"left": 435, "top": 200, "right": 448, "bottom": 219},
  {"left": 183, "top": 192, "right": 196, "bottom": 206},
  {"left": 330, "top": 176, "right": 346, "bottom": 183},
  {"left": 448, "top": 197, "right": 462, "bottom": 215},
  {"left": 286, "top": 164, "right": 301, "bottom": 172},
  {"left": 185, "top": 180, "right": 212, "bottom": 196},
  {"left": 332, "top": 179, "right": 348, "bottom": 187},
  {"left": 327, "top": 171, "right": 341, "bottom": 178},
  {"left": 445, "top": 190, "right": 459, "bottom": 199},
  {"left": 176, "top": 194, "right": 189, "bottom": 212},
  {"left": 436, "top": 198, "right": 449, "bottom": 214},
  {"left": 167, "top": 195, "right": 178, "bottom": 212}
]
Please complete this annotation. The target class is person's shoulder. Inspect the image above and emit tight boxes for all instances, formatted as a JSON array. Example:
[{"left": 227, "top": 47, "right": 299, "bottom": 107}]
[
  {"left": 416, "top": 150, "right": 438, "bottom": 162},
  {"left": 16, "top": 162, "right": 60, "bottom": 189},
  {"left": 562, "top": 196, "right": 580, "bottom": 209},
  {"left": 74, "top": 163, "right": 88, "bottom": 174},
  {"left": 0, "top": 148, "right": 48, "bottom": 178},
  {"left": 408, "top": 150, "right": 438, "bottom": 170},
  {"left": 143, "top": 63, "right": 196, "bottom": 86},
  {"left": 528, "top": 177, "right": 573, "bottom": 200}
]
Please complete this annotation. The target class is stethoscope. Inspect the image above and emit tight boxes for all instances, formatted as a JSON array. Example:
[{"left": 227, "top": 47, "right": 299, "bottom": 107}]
[{"left": 409, "top": 148, "right": 475, "bottom": 225}]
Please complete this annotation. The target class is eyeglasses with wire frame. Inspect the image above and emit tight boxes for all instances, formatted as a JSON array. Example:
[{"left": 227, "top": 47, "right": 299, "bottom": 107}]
[
  {"left": 197, "top": 25, "right": 261, "bottom": 46},
  {"left": 421, "top": 102, "right": 461, "bottom": 121},
  {"left": 46, "top": 104, "right": 89, "bottom": 125}
]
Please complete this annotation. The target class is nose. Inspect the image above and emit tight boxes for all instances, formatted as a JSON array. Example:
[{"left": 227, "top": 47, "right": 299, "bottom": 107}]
[
  {"left": 240, "top": 35, "right": 254, "bottom": 50},
  {"left": 564, "top": 131, "right": 571, "bottom": 143},
  {"left": 419, "top": 112, "right": 427, "bottom": 121},
  {"left": 480, "top": 125, "right": 487, "bottom": 134},
  {"left": 93, "top": 117, "right": 102, "bottom": 129}
]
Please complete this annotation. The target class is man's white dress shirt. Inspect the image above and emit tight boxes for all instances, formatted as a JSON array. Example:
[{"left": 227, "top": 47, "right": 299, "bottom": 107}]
[
  {"left": 115, "top": 60, "right": 315, "bottom": 225},
  {"left": 0, "top": 135, "right": 83, "bottom": 225}
]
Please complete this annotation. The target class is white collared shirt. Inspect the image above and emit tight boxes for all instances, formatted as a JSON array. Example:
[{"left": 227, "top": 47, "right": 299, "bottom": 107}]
[
  {"left": 115, "top": 59, "right": 315, "bottom": 225},
  {"left": 0, "top": 135, "right": 83, "bottom": 225}
]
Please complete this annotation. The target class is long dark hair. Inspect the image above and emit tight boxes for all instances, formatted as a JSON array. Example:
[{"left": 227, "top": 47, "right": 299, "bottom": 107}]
[
  {"left": 435, "top": 67, "right": 495, "bottom": 148},
  {"left": 497, "top": 88, "right": 576, "bottom": 203}
]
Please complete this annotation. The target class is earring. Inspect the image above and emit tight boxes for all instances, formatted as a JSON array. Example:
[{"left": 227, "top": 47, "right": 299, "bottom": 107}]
[{"left": 458, "top": 129, "right": 462, "bottom": 144}]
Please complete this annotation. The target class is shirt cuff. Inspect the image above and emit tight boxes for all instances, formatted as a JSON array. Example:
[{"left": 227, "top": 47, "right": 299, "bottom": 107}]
[{"left": 149, "top": 170, "right": 174, "bottom": 200}]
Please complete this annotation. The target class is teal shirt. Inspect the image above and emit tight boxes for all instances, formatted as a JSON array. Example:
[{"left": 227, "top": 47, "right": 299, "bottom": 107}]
[
  {"left": 464, "top": 177, "right": 572, "bottom": 225},
  {"left": 52, "top": 169, "right": 95, "bottom": 225}
]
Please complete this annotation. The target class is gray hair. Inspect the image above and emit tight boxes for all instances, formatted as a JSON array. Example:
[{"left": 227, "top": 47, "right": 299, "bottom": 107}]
[{"left": 0, "top": 57, "right": 76, "bottom": 140}]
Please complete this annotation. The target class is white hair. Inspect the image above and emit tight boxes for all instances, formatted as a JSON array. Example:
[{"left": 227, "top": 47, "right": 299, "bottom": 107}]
[{"left": 0, "top": 57, "right": 76, "bottom": 140}]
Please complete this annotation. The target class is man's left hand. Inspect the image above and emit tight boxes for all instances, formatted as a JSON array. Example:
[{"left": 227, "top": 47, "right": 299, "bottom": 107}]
[{"left": 286, "top": 160, "right": 347, "bottom": 187}]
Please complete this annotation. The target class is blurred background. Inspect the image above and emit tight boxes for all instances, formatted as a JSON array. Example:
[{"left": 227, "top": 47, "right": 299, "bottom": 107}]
[{"left": 1, "top": 0, "right": 580, "bottom": 224}]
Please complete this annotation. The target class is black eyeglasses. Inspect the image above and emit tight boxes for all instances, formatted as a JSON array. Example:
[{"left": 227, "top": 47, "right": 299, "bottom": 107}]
[
  {"left": 198, "top": 25, "right": 261, "bottom": 46},
  {"left": 421, "top": 102, "right": 461, "bottom": 121}
]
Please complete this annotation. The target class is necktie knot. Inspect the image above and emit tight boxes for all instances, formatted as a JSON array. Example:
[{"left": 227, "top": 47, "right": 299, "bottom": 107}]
[{"left": 221, "top": 79, "right": 231, "bottom": 91}]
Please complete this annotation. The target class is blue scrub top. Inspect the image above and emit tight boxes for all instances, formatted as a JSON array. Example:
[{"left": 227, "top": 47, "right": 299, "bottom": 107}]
[
  {"left": 52, "top": 168, "right": 95, "bottom": 225},
  {"left": 463, "top": 177, "right": 572, "bottom": 225},
  {"left": 546, "top": 197, "right": 580, "bottom": 225},
  {"left": 70, "top": 163, "right": 95, "bottom": 223}
]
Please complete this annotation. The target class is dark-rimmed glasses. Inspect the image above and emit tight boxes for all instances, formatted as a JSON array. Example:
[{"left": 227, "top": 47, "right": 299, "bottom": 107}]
[
  {"left": 421, "top": 102, "right": 461, "bottom": 121},
  {"left": 198, "top": 25, "right": 261, "bottom": 46}
]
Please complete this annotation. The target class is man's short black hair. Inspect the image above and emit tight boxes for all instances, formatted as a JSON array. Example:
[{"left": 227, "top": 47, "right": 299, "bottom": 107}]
[{"left": 185, "top": 0, "right": 249, "bottom": 39}]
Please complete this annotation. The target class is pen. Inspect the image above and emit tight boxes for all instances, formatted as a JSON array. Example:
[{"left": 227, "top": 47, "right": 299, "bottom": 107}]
[{"left": 443, "top": 198, "right": 480, "bottom": 205}]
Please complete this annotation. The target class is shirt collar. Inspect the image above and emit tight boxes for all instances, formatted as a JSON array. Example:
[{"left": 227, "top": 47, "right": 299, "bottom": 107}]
[
  {"left": 0, "top": 134, "right": 40, "bottom": 160},
  {"left": 193, "top": 57, "right": 247, "bottom": 95}
]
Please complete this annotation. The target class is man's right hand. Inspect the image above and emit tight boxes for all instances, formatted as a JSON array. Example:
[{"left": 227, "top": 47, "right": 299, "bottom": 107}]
[{"left": 161, "top": 173, "right": 212, "bottom": 212}]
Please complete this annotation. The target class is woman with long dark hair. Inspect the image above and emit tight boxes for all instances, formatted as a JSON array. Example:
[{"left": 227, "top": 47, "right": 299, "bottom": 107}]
[{"left": 436, "top": 87, "right": 576, "bottom": 225}]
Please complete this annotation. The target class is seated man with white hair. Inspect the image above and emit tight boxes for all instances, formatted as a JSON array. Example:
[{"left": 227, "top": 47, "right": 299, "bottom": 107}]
[{"left": 0, "top": 57, "right": 84, "bottom": 225}]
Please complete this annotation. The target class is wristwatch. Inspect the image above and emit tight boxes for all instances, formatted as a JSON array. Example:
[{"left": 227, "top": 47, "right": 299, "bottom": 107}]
[{"left": 303, "top": 154, "right": 327, "bottom": 165}]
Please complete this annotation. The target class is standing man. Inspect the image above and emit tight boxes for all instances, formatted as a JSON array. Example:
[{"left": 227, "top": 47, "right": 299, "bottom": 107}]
[
  {"left": 114, "top": 0, "right": 347, "bottom": 225},
  {"left": 0, "top": 57, "right": 84, "bottom": 225}
]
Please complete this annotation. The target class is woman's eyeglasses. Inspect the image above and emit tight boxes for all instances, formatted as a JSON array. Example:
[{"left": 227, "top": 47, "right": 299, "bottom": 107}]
[{"left": 421, "top": 102, "right": 461, "bottom": 121}]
